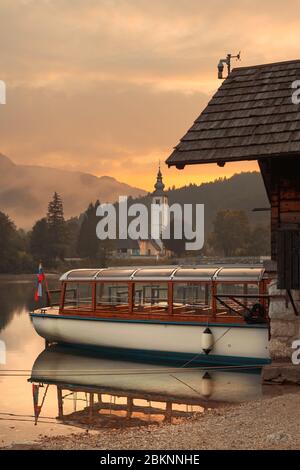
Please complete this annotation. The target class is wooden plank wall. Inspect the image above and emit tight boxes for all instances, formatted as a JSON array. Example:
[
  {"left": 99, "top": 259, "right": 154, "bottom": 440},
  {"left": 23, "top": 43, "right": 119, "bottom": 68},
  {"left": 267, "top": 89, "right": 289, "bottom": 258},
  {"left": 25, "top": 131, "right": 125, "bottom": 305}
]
[
  {"left": 259, "top": 156, "right": 300, "bottom": 261},
  {"left": 260, "top": 156, "right": 300, "bottom": 289},
  {"left": 277, "top": 230, "right": 300, "bottom": 289}
]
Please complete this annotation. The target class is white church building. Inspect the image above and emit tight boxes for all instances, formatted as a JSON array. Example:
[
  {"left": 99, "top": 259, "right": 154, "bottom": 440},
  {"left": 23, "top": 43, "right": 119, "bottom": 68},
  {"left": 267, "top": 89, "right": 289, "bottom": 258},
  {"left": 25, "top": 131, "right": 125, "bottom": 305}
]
[
  {"left": 138, "top": 165, "right": 171, "bottom": 258},
  {"left": 114, "top": 166, "right": 172, "bottom": 258}
]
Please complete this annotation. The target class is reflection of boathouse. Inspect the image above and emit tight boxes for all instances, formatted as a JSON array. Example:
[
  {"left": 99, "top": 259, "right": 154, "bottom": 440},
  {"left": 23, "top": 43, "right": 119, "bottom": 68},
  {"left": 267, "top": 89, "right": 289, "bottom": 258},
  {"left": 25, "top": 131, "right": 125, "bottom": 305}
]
[{"left": 54, "top": 386, "right": 205, "bottom": 428}]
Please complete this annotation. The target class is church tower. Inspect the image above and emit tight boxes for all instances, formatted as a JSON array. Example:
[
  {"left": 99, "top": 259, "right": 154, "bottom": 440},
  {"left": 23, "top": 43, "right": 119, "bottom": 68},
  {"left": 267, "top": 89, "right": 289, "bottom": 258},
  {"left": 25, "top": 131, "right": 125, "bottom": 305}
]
[{"left": 152, "top": 164, "right": 168, "bottom": 241}]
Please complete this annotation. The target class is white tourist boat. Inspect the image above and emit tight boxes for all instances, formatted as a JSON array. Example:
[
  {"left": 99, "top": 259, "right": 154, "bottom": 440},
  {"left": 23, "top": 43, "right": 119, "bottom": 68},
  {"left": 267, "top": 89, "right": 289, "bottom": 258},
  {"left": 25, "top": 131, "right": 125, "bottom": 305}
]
[{"left": 30, "top": 266, "right": 271, "bottom": 366}]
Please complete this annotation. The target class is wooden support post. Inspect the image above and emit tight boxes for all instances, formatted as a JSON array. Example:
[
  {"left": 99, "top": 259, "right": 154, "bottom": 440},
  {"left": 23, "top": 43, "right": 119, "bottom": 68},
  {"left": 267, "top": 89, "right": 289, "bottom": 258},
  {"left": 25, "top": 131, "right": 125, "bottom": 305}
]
[
  {"left": 127, "top": 397, "right": 133, "bottom": 419},
  {"left": 59, "top": 282, "right": 67, "bottom": 313},
  {"left": 205, "top": 283, "right": 209, "bottom": 306},
  {"left": 73, "top": 392, "right": 77, "bottom": 412},
  {"left": 89, "top": 393, "right": 94, "bottom": 424},
  {"left": 129, "top": 282, "right": 134, "bottom": 313},
  {"left": 92, "top": 282, "right": 97, "bottom": 311},
  {"left": 259, "top": 281, "right": 267, "bottom": 313},
  {"left": 164, "top": 401, "right": 172, "bottom": 423},
  {"left": 243, "top": 283, "right": 248, "bottom": 309},
  {"left": 168, "top": 282, "right": 174, "bottom": 315},
  {"left": 211, "top": 281, "right": 217, "bottom": 318},
  {"left": 57, "top": 387, "right": 64, "bottom": 420},
  {"left": 264, "top": 280, "right": 271, "bottom": 312}
]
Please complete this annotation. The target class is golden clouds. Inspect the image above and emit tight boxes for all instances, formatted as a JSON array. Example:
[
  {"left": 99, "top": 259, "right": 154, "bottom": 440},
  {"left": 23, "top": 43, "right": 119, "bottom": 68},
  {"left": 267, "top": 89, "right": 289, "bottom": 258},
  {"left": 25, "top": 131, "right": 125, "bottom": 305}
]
[{"left": 0, "top": 0, "right": 299, "bottom": 189}]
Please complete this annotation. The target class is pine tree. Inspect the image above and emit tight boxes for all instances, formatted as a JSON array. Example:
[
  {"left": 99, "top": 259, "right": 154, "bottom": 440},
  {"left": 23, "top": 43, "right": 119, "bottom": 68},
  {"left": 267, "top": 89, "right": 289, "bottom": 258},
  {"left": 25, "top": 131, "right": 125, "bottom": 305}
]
[
  {"left": 77, "top": 202, "right": 99, "bottom": 260},
  {"left": 30, "top": 217, "right": 50, "bottom": 263},
  {"left": 76, "top": 200, "right": 115, "bottom": 265},
  {"left": 47, "top": 192, "right": 68, "bottom": 261},
  {"left": 0, "top": 212, "right": 19, "bottom": 272}
]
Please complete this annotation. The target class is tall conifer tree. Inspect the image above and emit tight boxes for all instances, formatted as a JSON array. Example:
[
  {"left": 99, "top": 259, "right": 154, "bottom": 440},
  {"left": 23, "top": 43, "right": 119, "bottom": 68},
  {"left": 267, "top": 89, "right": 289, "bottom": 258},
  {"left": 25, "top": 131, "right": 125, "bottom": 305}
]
[{"left": 47, "top": 192, "right": 67, "bottom": 261}]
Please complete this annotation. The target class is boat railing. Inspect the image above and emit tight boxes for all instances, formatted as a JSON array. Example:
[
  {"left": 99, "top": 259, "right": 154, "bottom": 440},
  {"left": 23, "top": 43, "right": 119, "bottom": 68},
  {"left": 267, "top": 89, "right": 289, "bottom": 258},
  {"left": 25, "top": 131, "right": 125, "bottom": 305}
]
[{"left": 214, "top": 293, "right": 270, "bottom": 321}]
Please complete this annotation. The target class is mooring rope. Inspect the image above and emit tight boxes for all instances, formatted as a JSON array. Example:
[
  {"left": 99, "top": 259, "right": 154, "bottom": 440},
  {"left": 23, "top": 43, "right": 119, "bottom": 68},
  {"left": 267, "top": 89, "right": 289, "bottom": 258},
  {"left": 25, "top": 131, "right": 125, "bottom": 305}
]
[{"left": 0, "top": 362, "right": 262, "bottom": 377}]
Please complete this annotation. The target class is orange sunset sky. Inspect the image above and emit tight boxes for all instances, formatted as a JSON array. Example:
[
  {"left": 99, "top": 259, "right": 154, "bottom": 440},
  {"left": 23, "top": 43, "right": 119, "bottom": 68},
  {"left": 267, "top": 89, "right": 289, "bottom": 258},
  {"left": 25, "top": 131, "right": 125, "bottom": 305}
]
[{"left": 0, "top": 0, "right": 300, "bottom": 191}]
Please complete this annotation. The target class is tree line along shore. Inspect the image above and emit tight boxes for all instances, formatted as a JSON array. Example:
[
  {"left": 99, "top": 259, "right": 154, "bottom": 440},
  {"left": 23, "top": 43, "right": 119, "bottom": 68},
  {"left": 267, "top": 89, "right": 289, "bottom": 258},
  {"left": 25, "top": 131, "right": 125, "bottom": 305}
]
[{"left": 0, "top": 172, "right": 271, "bottom": 274}]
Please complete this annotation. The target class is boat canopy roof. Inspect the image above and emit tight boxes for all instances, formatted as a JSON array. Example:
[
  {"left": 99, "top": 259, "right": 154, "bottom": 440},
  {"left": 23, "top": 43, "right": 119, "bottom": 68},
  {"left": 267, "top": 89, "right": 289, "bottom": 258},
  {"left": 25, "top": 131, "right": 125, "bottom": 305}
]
[{"left": 60, "top": 266, "right": 265, "bottom": 282}]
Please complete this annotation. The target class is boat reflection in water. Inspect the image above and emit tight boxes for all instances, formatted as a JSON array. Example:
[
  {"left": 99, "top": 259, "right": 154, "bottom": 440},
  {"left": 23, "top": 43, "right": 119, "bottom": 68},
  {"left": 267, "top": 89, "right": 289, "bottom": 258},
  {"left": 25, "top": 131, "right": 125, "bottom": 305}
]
[{"left": 29, "top": 345, "right": 263, "bottom": 429}]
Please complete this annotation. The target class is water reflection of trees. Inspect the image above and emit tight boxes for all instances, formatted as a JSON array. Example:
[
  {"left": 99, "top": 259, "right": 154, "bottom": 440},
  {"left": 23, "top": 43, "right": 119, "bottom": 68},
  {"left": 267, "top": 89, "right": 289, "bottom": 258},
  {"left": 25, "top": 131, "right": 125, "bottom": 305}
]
[{"left": 0, "top": 279, "right": 59, "bottom": 332}]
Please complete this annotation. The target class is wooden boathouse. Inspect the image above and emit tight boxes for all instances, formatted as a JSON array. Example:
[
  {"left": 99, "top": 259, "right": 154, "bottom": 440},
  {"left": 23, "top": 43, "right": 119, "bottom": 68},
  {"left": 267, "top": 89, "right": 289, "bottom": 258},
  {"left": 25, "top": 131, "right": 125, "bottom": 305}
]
[{"left": 166, "top": 59, "right": 300, "bottom": 361}]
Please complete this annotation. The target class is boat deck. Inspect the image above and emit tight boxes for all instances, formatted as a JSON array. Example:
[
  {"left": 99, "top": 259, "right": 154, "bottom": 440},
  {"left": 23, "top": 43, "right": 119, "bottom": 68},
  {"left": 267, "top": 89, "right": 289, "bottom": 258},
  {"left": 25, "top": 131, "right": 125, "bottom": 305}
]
[{"left": 33, "top": 305, "right": 264, "bottom": 326}]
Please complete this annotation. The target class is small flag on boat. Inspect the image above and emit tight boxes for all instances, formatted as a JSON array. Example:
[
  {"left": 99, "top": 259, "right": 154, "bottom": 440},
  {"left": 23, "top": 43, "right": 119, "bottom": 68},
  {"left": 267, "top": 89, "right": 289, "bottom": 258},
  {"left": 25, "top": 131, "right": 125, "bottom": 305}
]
[
  {"left": 34, "top": 263, "right": 45, "bottom": 302},
  {"left": 32, "top": 383, "right": 49, "bottom": 425}
]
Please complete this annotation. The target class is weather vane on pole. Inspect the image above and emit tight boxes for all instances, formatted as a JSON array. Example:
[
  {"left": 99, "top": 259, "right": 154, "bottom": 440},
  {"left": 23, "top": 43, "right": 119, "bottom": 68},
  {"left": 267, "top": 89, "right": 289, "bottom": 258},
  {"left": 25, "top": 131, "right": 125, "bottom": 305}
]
[{"left": 218, "top": 52, "right": 241, "bottom": 79}]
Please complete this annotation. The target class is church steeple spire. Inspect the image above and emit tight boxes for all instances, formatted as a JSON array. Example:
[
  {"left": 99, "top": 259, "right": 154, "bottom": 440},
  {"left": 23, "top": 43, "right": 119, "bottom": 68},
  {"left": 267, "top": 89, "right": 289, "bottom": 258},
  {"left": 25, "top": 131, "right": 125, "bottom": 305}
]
[{"left": 153, "top": 162, "right": 165, "bottom": 195}]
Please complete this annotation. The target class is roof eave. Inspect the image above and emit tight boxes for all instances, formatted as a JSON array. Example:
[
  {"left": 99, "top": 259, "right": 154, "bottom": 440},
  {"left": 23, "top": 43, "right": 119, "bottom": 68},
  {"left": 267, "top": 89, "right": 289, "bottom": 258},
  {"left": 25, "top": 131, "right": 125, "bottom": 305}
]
[{"left": 166, "top": 151, "right": 300, "bottom": 168}]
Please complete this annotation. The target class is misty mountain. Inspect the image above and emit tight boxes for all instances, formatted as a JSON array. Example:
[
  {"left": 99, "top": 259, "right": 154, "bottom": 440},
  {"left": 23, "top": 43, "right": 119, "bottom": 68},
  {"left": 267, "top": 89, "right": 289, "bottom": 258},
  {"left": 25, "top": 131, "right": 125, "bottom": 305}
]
[
  {"left": 0, "top": 153, "right": 269, "bottom": 233},
  {"left": 0, "top": 154, "right": 146, "bottom": 229}
]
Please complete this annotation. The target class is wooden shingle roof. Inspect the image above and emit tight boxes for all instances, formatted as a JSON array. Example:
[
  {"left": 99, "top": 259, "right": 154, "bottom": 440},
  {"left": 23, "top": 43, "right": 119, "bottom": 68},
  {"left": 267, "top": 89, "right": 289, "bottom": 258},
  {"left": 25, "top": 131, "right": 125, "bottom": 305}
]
[{"left": 166, "top": 59, "right": 300, "bottom": 168}]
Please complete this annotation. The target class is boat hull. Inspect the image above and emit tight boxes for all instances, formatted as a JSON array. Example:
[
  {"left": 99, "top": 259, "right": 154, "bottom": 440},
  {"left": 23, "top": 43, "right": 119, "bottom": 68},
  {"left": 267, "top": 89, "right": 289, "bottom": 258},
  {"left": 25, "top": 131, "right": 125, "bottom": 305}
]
[{"left": 30, "top": 313, "right": 271, "bottom": 366}]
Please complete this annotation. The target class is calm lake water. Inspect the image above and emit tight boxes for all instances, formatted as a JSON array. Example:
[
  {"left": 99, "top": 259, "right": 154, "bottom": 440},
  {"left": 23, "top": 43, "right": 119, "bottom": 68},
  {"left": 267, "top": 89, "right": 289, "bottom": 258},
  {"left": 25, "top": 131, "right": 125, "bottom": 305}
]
[{"left": 0, "top": 278, "right": 274, "bottom": 433}]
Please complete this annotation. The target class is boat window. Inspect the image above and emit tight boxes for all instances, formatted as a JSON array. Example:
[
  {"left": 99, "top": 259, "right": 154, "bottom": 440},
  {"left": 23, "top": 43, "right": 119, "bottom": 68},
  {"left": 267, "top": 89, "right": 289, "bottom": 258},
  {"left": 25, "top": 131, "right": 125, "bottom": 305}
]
[
  {"left": 216, "top": 283, "right": 259, "bottom": 315},
  {"left": 134, "top": 283, "right": 168, "bottom": 313},
  {"left": 66, "top": 269, "right": 99, "bottom": 280},
  {"left": 174, "top": 267, "right": 218, "bottom": 281},
  {"left": 97, "top": 283, "right": 129, "bottom": 313},
  {"left": 63, "top": 283, "right": 93, "bottom": 310},
  {"left": 134, "top": 268, "right": 176, "bottom": 279},
  {"left": 215, "top": 267, "right": 264, "bottom": 282},
  {"left": 96, "top": 268, "right": 136, "bottom": 279},
  {"left": 173, "top": 283, "right": 211, "bottom": 314}
]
